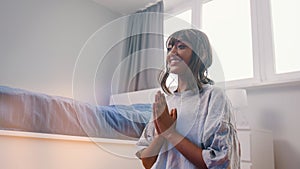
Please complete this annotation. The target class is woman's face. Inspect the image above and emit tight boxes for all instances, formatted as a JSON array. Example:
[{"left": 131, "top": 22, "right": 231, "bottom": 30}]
[{"left": 166, "top": 40, "right": 193, "bottom": 75}]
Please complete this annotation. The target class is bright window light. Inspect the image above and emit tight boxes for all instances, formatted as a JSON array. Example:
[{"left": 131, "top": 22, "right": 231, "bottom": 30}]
[
  {"left": 271, "top": 0, "right": 300, "bottom": 74},
  {"left": 164, "top": 9, "right": 192, "bottom": 36},
  {"left": 202, "top": 0, "right": 253, "bottom": 81}
]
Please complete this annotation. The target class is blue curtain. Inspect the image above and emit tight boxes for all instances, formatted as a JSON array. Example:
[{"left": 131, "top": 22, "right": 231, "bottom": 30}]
[{"left": 115, "top": 1, "right": 164, "bottom": 94}]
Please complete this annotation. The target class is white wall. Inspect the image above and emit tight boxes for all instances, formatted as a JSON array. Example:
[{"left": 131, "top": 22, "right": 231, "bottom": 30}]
[
  {"left": 0, "top": 130, "right": 143, "bottom": 169},
  {"left": 0, "top": 0, "right": 121, "bottom": 102},
  {"left": 245, "top": 83, "right": 300, "bottom": 169}
]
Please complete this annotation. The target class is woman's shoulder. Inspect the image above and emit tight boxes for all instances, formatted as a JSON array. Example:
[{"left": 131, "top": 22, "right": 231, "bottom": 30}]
[
  {"left": 202, "top": 85, "right": 234, "bottom": 119},
  {"left": 201, "top": 84, "right": 226, "bottom": 97}
]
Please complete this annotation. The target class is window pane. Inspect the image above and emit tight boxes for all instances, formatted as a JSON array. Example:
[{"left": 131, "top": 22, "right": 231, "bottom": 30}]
[
  {"left": 164, "top": 9, "right": 192, "bottom": 36},
  {"left": 176, "top": 9, "right": 192, "bottom": 24},
  {"left": 202, "top": 0, "right": 253, "bottom": 81},
  {"left": 271, "top": 0, "right": 300, "bottom": 74}
]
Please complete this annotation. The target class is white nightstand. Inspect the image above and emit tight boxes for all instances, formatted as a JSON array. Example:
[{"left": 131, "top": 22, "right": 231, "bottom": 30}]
[{"left": 237, "top": 129, "right": 275, "bottom": 169}]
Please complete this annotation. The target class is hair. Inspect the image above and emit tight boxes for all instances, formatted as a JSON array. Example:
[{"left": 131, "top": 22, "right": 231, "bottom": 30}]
[{"left": 159, "top": 29, "right": 214, "bottom": 94}]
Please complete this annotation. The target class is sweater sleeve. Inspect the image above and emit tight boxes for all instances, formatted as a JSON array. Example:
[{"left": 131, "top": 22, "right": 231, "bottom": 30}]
[{"left": 201, "top": 88, "right": 240, "bottom": 169}]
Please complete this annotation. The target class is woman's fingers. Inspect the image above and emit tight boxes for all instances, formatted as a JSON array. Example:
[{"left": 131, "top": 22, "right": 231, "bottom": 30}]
[
  {"left": 153, "top": 102, "right": 161, "bottom": 134},
  {"left": 153, "top": 102, "right": 158, "bottom": 119},
  {"left": 153, "top": 91, "right": 178, "bottom": 137},
  {"left": 155, "top": 91, "right": 159, "bottom": 102},
  {"left": 170, "top": 108, "right": 177, "bottom": 120}
]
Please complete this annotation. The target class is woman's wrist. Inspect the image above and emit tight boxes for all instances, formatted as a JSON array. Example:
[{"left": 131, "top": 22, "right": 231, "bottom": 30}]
[
  {"left": 164, "top": 131, "right": 184, "bottom": 146},
  {"left": 153, "top": 134, "right": 166, "bottom": 144}
]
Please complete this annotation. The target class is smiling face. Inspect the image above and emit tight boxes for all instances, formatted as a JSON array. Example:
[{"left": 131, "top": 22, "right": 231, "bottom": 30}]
[
  {"left": 166, "top": 39, "right": 193, "bottom": 75},
  {"left": 160, "top": 29, "right": 214, "bottom": 94}
]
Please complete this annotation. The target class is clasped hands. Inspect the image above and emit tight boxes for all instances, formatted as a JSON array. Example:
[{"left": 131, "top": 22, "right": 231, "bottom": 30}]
[{"left": 153, "top": 91, "right": 177, "bottom": 139}]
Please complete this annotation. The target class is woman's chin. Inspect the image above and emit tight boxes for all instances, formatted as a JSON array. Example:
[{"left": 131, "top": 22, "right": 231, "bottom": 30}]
[{"left": 169, "top": 67, "right": 185, "bottom": 75}]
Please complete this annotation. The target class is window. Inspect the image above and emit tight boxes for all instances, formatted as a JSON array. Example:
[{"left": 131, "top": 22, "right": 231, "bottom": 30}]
[
  {"left": 202, "top": 0, "right": 253, "bottom": 82},
  {"left": 164, "top": 9, "right": 192, "bottom": 36},
  {"left": 164, "top": 0, "right": 300, "bottom": 88},
  {"left": 270, "top": 0, "right": 300, "bottom": 74}
]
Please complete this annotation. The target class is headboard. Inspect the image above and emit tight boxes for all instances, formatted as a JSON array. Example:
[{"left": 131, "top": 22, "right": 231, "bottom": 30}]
[
  {"left": 109, "top": 88, "right": 248, "bottom": 107},
  {"left": 109, "top": 88, "right": 161, "bottom": 105}
]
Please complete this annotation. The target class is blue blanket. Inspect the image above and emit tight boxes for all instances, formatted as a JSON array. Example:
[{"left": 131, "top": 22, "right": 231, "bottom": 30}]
[{"left": 0, "top": 86, "right": 152, "bottom": 140}]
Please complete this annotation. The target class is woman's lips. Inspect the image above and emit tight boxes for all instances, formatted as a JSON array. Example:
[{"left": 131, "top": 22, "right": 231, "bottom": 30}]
[{"left": 169, "top": 55, "right": 183, "bottom": 65}]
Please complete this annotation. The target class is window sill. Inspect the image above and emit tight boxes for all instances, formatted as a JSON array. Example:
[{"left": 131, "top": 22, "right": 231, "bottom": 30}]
[{"left": 220, "top": 77, "right": 300, "bottom": 90}]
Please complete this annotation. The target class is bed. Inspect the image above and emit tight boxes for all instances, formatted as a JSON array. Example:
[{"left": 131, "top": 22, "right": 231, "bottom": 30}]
[
  {"left": 0, "top": 85, "right": 159, "bottom": 169},
  {"left": 0, "top": 86, "right": 275, "bottom": 169}
]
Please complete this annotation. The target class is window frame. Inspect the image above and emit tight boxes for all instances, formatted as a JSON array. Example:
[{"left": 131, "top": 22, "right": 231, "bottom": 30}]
[{"left": 164, "top": 0, "right": 300, "bottom": 89}]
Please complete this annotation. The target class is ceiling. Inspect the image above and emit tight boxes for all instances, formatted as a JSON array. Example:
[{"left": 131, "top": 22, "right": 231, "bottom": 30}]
[
  {"left": 92, "top": 0, "right": 159, "bottom": 15},
  {"left": 92, "top": 0, "right": 183, "bottom": 15}
]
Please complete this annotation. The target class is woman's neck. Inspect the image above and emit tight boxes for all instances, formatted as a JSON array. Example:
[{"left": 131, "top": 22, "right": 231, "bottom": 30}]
[{"left": 177, "top": 75, "right": 194, "bottom": 93}]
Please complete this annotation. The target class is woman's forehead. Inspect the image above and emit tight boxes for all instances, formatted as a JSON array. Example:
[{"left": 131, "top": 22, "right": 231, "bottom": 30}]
[{"left": 167, "top": 38, "right": 192, "bottom": 48}]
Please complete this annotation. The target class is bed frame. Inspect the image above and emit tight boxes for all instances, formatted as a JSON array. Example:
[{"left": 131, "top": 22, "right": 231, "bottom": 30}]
[{"left": 0, "top": 88, "right": 160, "bottom": 169}]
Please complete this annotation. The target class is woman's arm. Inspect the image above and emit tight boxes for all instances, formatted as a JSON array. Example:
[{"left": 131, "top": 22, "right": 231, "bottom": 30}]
[
  {"left": 139, "top": 92, "right": 179, "bottom": 169},
  {"left": 139, "top": 136, "right": 165, "bottom": 169},
  {"left": 166, "top": 132, "right": 208, "bottom": 169},
  {"left": 153, "top": 91, "right": 208, "bottom": 168}
]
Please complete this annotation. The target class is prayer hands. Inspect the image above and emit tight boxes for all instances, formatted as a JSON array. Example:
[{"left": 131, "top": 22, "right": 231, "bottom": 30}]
[{"left": 153, "top": 91, "right": 177, "bottom": 139}]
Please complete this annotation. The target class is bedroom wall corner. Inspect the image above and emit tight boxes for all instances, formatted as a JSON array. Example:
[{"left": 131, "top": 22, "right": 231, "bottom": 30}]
[{"left": 0, "top": 0, "right": 122, "bottom": 103}]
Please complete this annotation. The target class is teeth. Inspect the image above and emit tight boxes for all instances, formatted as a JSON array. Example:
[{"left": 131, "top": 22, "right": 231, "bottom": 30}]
[
  {"left": 170, "top": 56, "right": 182, "bottom": 60},
  {"left": 170, "top": 59, "right": 181, "bottom": 63},
  {"left": 169, "top": 55, "right": 183, "bottom": 65}
]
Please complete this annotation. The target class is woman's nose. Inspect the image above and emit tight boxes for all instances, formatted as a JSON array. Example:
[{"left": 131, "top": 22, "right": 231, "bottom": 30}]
[{"left": 169, "top": 45, "right": 177, "bottom": 54}]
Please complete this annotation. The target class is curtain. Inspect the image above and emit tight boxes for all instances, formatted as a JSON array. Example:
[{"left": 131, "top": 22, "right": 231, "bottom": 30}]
[{"left": 114, "top": 1, "right": 164, "bottom": 94}]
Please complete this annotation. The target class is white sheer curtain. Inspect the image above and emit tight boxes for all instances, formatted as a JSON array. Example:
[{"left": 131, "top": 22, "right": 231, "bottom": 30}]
[{"left": 114, "top": 1, "right": 164, "bottom": 94}]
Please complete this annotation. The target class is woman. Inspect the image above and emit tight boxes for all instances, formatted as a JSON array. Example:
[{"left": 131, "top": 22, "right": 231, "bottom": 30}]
[{"left": 136, "top": 29, "right": 240, "bottom": 169}]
